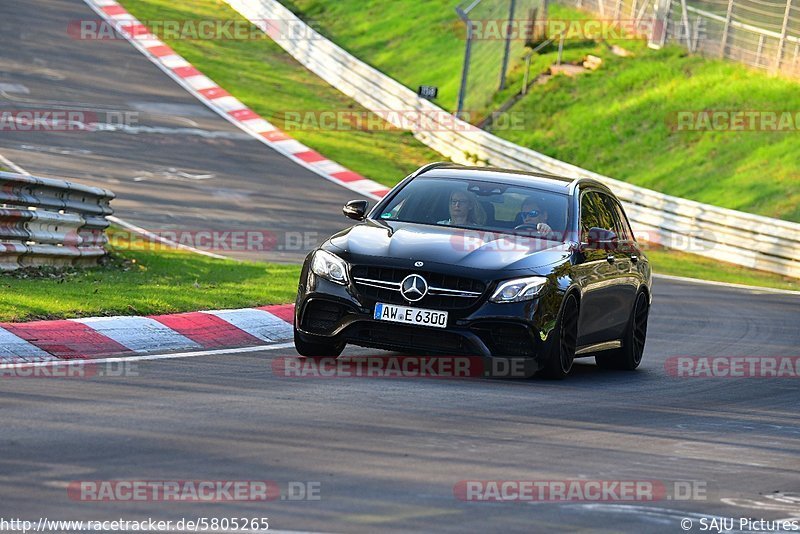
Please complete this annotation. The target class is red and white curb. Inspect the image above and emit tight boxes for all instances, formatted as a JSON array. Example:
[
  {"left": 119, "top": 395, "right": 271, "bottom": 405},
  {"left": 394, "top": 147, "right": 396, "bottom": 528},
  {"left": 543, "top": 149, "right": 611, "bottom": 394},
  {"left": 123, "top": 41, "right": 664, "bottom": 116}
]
[
  {"left": 82, "top": 0, "right": 391, "bottom": 201},
  {"left": 0, "top": 304, "right": 295, "bottom": 363}
]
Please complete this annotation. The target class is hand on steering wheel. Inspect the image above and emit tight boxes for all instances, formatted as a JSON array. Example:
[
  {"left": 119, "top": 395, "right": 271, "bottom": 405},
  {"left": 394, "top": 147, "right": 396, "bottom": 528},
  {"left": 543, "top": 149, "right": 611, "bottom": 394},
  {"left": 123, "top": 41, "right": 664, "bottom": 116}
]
[{"left": 514, "top": 223, "right": 552, "bottom": 235}]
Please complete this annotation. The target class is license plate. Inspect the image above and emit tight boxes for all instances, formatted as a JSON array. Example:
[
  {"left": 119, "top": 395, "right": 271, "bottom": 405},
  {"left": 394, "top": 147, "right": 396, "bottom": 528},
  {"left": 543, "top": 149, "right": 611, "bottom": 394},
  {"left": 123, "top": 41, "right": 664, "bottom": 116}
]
[{"left": 374, "top": 303, "right": 448, "bottom": 329}]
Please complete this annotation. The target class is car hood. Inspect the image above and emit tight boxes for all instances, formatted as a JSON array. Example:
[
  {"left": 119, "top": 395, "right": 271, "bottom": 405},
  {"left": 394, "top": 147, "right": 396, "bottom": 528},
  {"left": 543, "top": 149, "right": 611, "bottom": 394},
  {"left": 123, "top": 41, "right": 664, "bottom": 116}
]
[{"left": 326, "top": 221, "right": 572, "bottom": 273}]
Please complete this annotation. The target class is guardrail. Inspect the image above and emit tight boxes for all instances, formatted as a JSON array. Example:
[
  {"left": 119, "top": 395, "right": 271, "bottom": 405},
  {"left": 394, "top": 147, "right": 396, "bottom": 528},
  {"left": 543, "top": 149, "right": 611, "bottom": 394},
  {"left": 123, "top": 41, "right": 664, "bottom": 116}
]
[
  {"left": 0, "top": 171, "right": 115, "bottom": 271},
  {"left": 226, "top": 0, "right": 800, "bottom": 279}
]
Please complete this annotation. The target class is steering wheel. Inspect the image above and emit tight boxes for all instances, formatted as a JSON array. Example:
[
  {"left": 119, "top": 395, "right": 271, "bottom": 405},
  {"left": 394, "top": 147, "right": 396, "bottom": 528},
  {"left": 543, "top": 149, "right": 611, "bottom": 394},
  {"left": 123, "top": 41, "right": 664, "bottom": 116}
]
[{"left": 514, "top": 224, "right": 542, "bottom": 233}]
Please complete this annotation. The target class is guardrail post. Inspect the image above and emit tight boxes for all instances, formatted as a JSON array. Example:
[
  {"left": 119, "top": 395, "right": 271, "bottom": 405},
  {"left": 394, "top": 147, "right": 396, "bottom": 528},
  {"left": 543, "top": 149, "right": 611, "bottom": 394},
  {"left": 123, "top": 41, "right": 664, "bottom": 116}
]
[
  {"left": 720, "top": 0, "right": 735, "bottom": 58},
  {"left": 756, "top": 34, "right": 765, "bottom": 67},
  {"left": 774, "top": 0, "right": 793, "bottom": 73}
]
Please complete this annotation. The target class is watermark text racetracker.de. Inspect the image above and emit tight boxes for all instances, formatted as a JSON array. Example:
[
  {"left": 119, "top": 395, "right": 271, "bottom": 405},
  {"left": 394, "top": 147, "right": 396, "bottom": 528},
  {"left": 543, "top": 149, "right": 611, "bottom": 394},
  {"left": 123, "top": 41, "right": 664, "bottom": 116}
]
[
  {"left": 454, "top": 479, "right": 707, "bottom": 502},
  {"left": 669, "top": 110, "right": 800, "bottom": 132},
  {"left": 273, "top": 355, "right": 537, "bottom": 379},
  {"left": 457, "top": 18, "right": 678, "bottom": 41},
  {"left": 0, "top": 110, "right": 139, "bottom": 132},
  {"left": 0, "top": 361, "right": 138, "bottom": 380},
  {"left": 69, "top": 18, "right": 323, "bottom": 42},
  {"left": 68, "top": 480, "right": 321, "bottom": 502},
  {"left": 277, "top": 109, "right": 527, "bottom": 132},
  {"left": 110, "top": 229, "right": 320, "bottom": 253},
  {"left": 666, "top": 356, "right": 800, "bottom": 378}
]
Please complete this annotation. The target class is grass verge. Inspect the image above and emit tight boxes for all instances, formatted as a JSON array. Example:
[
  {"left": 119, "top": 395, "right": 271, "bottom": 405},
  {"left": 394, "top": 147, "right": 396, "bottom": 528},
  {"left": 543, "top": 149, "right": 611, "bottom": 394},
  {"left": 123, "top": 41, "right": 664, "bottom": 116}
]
[
  {"left": 280, "top": 0, "right": 800, "bottom": 222},
  {"left": 119, "top": 0, "right": 441, "bottom": 188},
  {"left": 0, "top": 229, "right": 300, "bottom": 323},
  {"left": 646, "top": 246, "right": 798, "bottom": 291}
]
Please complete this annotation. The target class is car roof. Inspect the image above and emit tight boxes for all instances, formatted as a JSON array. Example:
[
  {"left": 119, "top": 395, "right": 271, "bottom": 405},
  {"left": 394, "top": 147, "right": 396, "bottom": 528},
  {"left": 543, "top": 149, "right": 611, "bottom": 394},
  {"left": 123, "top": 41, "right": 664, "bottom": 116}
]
[{"left": 418, "top": 164, "right": 612, "bottom": 196}]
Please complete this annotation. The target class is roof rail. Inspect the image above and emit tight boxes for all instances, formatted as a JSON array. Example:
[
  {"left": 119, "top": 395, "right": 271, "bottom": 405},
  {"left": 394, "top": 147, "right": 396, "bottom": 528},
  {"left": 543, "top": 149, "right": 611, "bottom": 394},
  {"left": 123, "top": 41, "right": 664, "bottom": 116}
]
[{"left": 410, "top": 161, "right": 457, "bottom": 179}]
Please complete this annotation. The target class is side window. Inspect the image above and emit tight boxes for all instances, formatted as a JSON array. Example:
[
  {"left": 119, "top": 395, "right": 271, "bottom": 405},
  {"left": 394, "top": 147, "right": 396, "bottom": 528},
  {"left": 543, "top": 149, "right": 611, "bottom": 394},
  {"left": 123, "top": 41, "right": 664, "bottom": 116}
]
[
  {"left": 602, "top": 195, "right": 633, "bottom": 241},
  {"left": 580, "top": 191, "right": 614, "bottom": 241}
]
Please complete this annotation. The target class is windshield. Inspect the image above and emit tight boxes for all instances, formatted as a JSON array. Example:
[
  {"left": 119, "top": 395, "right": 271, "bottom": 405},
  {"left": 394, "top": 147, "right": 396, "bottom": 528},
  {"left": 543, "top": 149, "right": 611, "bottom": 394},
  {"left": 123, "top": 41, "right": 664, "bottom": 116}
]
[{"left": 375, "top": 177, "right": 570, "bottom": 241}]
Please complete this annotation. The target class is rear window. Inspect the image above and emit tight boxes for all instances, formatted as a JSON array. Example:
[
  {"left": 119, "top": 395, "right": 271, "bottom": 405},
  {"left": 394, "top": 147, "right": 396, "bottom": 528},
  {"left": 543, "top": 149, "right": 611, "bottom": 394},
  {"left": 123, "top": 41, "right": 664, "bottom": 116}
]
[{"left": 376, "top": 177, "right": 570, "bottom": 240}]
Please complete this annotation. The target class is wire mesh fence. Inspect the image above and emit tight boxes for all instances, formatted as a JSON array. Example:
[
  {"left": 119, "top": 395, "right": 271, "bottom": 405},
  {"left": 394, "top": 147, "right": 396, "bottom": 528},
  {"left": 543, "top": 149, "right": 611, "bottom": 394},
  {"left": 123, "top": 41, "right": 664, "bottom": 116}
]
[
  {"left": 456, "top": 0, "right": 545, "bottom": 117},
  {"left": 557, "top": 0, "right": 800, "bottom": 77}
]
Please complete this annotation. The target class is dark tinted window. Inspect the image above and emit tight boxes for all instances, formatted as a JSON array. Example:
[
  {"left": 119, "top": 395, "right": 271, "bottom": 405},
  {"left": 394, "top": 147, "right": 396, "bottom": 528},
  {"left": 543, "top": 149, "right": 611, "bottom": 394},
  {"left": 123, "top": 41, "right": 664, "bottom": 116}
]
[
  {"left": 580, "top": 191, "right": 616, "bottom": 241},
  {"left": 602, "top": 195, "right": 633, "bottom": 241}
]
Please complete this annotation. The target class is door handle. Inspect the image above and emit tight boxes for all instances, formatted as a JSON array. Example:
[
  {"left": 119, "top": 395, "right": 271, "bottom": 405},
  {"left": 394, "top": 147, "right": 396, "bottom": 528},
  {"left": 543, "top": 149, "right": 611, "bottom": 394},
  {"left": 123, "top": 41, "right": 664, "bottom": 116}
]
[{"left": 606, "top": 254, "right": 615, "bottom": 264}]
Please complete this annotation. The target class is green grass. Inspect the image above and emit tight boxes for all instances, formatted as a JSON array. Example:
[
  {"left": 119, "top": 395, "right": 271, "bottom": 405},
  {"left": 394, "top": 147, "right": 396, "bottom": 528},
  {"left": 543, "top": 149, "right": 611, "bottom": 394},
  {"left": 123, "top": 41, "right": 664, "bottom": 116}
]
[
  {"left": 280, "top": 1, "right": 800, "bottom": 222},
  {"left": 119, "top": 0, "right": 440, "bottom": 188},
  {"left": 646, "top": 246, "right": 798, "bottom": 291},
  {"left": 0, "top": 229, "right": 300, "bottom": 322}
]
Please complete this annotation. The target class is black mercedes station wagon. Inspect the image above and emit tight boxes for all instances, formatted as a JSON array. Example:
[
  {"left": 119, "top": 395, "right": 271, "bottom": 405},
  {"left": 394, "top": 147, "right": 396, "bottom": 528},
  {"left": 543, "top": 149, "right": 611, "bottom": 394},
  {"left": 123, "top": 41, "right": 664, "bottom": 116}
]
[{"left": 294, "top": 163, "right": 652, "bottom": 378}]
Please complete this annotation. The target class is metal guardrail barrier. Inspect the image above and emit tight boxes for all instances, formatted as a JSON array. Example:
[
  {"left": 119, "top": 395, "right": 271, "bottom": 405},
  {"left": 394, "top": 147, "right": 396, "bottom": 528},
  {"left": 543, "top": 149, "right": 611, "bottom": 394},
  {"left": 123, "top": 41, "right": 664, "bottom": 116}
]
[
  {"left": 226, "top": 0, "right": 800, "bottom": 279},
  {"left": 0, "top": 171, "right": 115, "bottom": 271}
]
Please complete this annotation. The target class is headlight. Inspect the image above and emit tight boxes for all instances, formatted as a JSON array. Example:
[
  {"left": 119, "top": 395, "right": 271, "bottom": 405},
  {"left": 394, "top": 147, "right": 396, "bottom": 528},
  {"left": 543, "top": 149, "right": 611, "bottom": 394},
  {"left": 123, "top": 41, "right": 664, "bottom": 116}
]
[
  {"left": 311, "top": 250, "right": 349, "bottom": 285},
  {"left": 490, "top": 276, "right": 547, "bottom": 303}
]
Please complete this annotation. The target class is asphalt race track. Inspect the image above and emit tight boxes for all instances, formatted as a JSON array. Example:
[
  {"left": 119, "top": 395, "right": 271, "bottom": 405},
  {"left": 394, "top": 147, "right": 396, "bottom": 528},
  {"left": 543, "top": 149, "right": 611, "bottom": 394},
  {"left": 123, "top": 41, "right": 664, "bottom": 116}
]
[
  {"left": 0, "top": 0, "right": 363, "bottom": 263},
  {"left": 0, "top": 0, "right": 799, "bottom": 532},
  {"left": 1, "top": 279, "right": 799, "bottom": 532}
]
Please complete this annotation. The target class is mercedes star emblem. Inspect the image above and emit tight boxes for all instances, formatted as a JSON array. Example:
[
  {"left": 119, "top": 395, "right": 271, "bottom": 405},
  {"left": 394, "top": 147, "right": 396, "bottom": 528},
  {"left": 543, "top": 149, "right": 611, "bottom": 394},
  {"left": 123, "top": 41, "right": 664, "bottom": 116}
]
[{"left": 400, "top": 274, "right": 428, "bottom": 302}]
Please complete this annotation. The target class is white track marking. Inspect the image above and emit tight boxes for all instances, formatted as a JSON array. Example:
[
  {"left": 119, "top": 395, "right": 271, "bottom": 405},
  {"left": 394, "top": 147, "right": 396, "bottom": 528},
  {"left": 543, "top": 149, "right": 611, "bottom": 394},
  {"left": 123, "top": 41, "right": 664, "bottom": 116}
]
[
  {"left": 202, "top": 308, "right": 294, "bottom": 342},
  {"left": 0, "top": 153, "right": 30, "bottom": 174},
  {"left": 0, "top": 342, "right": 296, "bottom": 370},
  {"left": 654, "top": 273, "right": 800, "bottom": 296},
  {"left": 107, "top": 216, "right": 234, "bottom": 260},
  {"left": 71, "top": 316, "right": 202, "bottom": 353}
]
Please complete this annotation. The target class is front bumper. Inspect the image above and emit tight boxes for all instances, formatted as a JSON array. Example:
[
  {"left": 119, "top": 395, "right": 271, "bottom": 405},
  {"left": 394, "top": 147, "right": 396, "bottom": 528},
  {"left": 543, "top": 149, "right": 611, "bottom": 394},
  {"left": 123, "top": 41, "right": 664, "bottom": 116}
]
[{"left": 295, "top": 273, "right": 557, "bottom": 369}]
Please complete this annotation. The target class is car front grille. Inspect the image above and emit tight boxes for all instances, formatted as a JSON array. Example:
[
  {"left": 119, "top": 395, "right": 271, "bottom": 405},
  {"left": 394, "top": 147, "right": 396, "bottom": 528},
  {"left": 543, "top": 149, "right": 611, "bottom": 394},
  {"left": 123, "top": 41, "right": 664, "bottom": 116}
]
[
  {"left": 351, "top": 266, "right": 486, "bottom": 309},
  {"left": 343, "top": 322, "right": 478, "bottom": 355}
]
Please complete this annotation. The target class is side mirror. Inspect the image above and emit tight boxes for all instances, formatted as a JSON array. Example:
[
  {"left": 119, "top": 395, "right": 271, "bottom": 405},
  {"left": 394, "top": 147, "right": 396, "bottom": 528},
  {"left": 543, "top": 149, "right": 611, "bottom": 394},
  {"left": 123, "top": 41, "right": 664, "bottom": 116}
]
[
  {"left": 583, "top": 227, "right": 617, "bottom": 250},
  {"left": 343, "top": 200, "right": 369, "bottom": 221}
]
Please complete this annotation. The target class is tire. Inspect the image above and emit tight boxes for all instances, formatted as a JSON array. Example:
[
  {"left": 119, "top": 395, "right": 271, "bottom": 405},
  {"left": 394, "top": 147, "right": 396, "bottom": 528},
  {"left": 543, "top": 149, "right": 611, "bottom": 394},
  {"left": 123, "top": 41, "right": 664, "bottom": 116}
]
[
  {"left": 596, "top": 291, "right": 649, "bottom": 370},
  {"left": 541, "top": 293, "right": 579, "bottom": 380},
  {"left": 293, "top": 328, "right": 345, "bottom": 359}
]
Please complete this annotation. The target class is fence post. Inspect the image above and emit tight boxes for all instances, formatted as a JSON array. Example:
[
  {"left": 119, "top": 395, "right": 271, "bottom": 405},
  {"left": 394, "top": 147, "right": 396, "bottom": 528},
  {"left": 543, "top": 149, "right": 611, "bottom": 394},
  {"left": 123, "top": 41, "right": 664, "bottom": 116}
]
[
  {"left": 774, "top": 0, "right": 793, "bottom": 74},
  {"left": 499, "top": 0, "right": 517, "bottom": 90},
  {"left": 522, "top": 52, "right": 532, "bottom": 95},
  {"left": 649, "top": 0, "right": 672, "bottom": 48},
  {"left": 679, "top": 0, "right": 691, "bottom": 47},
  {"left": 692, "top": 14, "right": 701, "bottom": 52},
  {"left": 456, "top": 6, "right": 474, "bottom": 118},
  {"left": 756, "top": 34, "right": 765, "bottom": 67},
  {"left": 720, "top": 0, "right": 735, "bottom": 58}
]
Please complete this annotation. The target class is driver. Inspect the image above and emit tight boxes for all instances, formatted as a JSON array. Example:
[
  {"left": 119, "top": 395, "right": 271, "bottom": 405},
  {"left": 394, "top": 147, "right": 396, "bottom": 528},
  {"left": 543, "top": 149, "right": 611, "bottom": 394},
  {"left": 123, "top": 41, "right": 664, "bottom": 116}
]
[{"left": 517, "top": 196, "right": 555, "bottom": 237}]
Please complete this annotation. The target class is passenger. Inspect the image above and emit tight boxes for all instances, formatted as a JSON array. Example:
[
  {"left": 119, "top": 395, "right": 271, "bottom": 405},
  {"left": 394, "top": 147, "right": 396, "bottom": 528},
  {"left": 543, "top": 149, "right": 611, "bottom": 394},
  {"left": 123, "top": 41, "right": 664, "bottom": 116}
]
[{"left": 438, "top": 189, "right": 485, "bottom": 226}]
